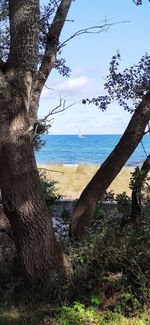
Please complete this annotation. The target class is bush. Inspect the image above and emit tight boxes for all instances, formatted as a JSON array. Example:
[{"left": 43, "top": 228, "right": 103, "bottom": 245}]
[
  {"left": 39, "top": 170, "right": 61, "bottom": 206},
  {"left": 0, "top": 184, "right": 150, "bottom": 320},
  {"left": 92, "top": 216, "right": 150, "bottom": 308},
  {"left": 115, "top": 191, "right": 131, "bottom": 223}
]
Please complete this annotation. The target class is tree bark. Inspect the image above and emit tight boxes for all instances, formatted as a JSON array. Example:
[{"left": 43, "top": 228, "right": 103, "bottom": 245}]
[
  {"left": 0, "top": 77, "right": 69, "bottom": 280},
  {"left": 70, "top": 93, "right": 150, "bottom": 239},
  {"left": 0, "top": 119, "right": 67, "bottom": 281},
  {"left": 0, "top": 0, "right": 72, "bottom": 281},
  {"left": 130, "top": 155, "right": 150, "bottom": 225}
]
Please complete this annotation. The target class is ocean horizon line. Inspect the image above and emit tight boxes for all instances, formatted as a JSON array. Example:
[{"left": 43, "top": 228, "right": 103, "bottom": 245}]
[
  {"left": 48, "top": 133, "right": 123, "bottom": 136},
  {"left": 35, "top": 134, "right": 149, "bottom": 166}
]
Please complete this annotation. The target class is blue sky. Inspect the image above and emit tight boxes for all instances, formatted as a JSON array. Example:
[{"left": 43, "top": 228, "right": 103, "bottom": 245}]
[{"left": 39, "top": 0, "right": 150, "bottom": 134}]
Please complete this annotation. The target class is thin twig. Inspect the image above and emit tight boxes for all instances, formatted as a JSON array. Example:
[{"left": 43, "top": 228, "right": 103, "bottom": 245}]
[
  {"left": 39, "top": 97, "right": 75, "bottom": 122},
  {"left": 58, "top": 20, "right": 130, "bottom": 51}
]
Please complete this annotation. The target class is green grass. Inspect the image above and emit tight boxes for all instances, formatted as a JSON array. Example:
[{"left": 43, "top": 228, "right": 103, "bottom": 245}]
[{"left": 0, "top": 305, "right": 150, "bottom": 325}]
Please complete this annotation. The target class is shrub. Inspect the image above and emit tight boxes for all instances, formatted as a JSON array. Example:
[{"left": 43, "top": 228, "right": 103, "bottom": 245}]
[
  {"left": 39, "top": 170, "right": 61, "bottom": 206},
  {"left": 115, "top": 191, "right": 131, "bottom": 223}
]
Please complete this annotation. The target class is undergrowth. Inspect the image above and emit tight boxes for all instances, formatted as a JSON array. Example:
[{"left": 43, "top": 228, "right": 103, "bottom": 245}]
[{"left": 0, "top": 184, "right": 150, "bottom": 324}]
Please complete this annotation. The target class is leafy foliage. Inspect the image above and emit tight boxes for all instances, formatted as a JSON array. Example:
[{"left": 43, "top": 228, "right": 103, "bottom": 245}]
[
  {"left": 129, "top": 167, "right": 150, "bottom": 212},
  {"left": 33, "top": 121, "right": 52, "bottom": 151},
  {"left": 83, "top": 52, "right": 150, "bottom": 112},
  {"left": 39, "top": 171, "right": 61, "bottom": 206},
  {"left": 133, "top": 0, "right": 150, "bottom": 5},
  {"left": 115, "top": 192, "right": 131, "bottom": 223},
  {"left": 130, "top": 167, "right": 148, "bottom": 194},
  {"left": 0, "top": 197, "right": 150, "bottom": 323}
]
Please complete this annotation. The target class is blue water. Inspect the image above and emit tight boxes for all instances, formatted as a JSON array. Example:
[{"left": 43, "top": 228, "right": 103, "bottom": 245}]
[{"left": 35, "top": 134, "right": 150, "bottom": 166}]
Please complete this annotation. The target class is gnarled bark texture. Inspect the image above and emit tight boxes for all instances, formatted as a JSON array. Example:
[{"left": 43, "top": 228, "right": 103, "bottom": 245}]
[
  {"left": 70, "top": 93, "right": 150, "bottom": 239},
  {"left": 0, "top": 0, "right": 72, "bottom": 281}
]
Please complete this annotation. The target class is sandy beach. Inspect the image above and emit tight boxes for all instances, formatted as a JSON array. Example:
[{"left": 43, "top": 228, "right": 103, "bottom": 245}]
[{"left": 38, "top": 163, "right": 136, "bottom": 199}]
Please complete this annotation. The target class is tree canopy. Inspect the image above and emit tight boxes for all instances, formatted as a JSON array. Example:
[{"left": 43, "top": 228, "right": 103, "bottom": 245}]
[{"left": 83, "top": 52, "right": 150, "bottom": 113}]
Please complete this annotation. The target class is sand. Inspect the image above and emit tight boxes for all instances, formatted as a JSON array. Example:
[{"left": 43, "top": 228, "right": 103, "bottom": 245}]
[{"left": 38, "top": 163, "right": 136, "bottom": 199}]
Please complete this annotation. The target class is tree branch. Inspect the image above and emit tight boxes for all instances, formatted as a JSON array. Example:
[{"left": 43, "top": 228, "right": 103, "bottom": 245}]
[
  {"left": 34, "top": 0, "right": 72, "bottom": 95},
  {"left": 42, "top": 97, "right": 75, "bottom": 121},
  {"left": 38, "top": 167, "right": 63, "bottom": 174},
  {"left": 34, "top": 97, "right": 75, "bottom": 134},
  {"left": 58, "top": 20, "right": 130, "bottom": 51},
  {"left": 29, "top": 0, "right": 72, "bottom": 124}
]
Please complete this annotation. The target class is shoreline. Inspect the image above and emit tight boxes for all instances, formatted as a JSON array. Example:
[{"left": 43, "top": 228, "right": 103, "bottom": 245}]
[
  {"left": 37, "top": 162, "right": 143, "bottom": 168},
  {"left": 38, "top": 163, "right": 138, "bottom": 199}
]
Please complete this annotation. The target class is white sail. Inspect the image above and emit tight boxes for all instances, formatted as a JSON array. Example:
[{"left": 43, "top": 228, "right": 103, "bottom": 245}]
[{"left": 78, "top": 130, "right": 84, "bottom": 138}]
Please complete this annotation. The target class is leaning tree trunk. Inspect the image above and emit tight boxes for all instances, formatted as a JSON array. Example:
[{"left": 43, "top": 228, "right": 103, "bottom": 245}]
[
  {"left": 70, "top": 93, "right": 150, "bottom": 239},
  {"left": 130, "top": 154, "right": 150, "bottom": 225}
]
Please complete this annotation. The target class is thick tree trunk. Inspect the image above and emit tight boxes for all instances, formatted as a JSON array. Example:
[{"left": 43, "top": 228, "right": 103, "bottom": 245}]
[
  {"left": 0, "top": 85, "right": 70, "bottom": 281},
  {"left": 0, "top": 0, "right": 73, "bottom": 281},
  {"left": 0, "top": 131, "right": 67, "bottom": 281},
  {"left": 0, "top": 85, "right": 67, "bottom": 281},
  {"left": 130, "top": 155, "right": 150, "bottom": 225},
  {"left": 70, "top": 93, "right": 150, "bottom": 239}
]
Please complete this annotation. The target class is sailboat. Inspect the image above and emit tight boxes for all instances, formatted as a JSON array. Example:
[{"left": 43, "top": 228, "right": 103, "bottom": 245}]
[{"left": 78, "top": 130, "right": 84, "bottom": 138}]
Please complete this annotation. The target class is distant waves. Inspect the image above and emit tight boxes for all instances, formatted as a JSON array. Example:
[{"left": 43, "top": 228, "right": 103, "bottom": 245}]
[{"left": 35, "top": 134, "right": 150, "bottom": 166}]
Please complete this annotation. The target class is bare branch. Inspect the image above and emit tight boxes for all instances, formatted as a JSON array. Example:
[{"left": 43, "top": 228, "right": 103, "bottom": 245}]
[
  {"left": 38, "top": 167, "right": 64, "bottom": 174},
  {"left": 44, "top": 84, "right": 55, "bottom": 91},
  {"left": 32, "top": 96, "right": 75, "bottom": 137},
  {"left": 39, "top": 97, "right": 75, "bottom": 122},
  {"left": 58, "top": 20, "right": 130, "bottom": 51}
]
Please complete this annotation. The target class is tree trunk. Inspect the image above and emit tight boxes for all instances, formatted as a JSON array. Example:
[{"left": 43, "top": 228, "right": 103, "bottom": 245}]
[
  {"left": 130, "top": 155, "right": 150, "bottom": 225},
  {"left": 0, "top": 130, "right": 67, "bottom": 281},
  {"left": 0, "top": 86, "right": 70, "bottom": 283},
  {"left": 0, "top": 78, "right": 69, "bottom": 281},
  {"left": 0, "top": 0, "right": 73, "bottom": 281},
  {"left": 70, "top": 93, "right": 150, "bottom": 239},
  {"left": 0, "top": 85, "right": 68, "bottom": 281}
]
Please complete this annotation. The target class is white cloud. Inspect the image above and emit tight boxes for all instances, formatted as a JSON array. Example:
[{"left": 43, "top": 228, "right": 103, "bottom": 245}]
[
  {"left": 56, "top": 76, "right": 91, "bottom": 92},
  {"left": 73, "top": 65, "right": 102, "bottom": 76},
  {"left": 41, "top": 75, "right": 93, "bottom": 99}
]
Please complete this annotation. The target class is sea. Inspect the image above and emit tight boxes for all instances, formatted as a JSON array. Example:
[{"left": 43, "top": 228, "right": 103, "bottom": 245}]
[{"left": 35, "top": 134, "right": 150, "bottom": 166}]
